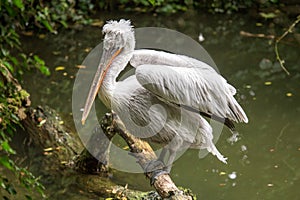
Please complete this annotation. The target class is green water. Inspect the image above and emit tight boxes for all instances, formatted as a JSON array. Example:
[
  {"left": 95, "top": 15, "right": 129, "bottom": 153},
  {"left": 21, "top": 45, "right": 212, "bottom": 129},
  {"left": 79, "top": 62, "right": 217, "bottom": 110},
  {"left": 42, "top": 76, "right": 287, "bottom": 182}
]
[{"left": 19, "top": 11, "right": 300, "bottom": 199}]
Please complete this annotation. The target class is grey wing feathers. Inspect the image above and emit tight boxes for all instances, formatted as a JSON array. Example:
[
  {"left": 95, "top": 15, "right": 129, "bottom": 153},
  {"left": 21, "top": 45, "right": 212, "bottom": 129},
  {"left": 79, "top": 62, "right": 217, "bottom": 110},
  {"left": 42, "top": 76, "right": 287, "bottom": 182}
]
[
  {"left": 131, "top": 50, "right": 248, "bottom": 124},
  {"left": 131, "top": 49, "right": 214, "bottom": 70}
]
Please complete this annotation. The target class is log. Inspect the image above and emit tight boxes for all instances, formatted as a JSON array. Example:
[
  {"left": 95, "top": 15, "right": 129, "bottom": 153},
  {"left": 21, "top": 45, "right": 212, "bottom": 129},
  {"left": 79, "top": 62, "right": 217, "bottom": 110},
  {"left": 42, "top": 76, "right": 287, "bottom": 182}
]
[
  {"left": 1, "top": 65, "right": 195, "bottom": 199},
  {"left": 23, "top": 108, "right": 194, "bottom": 199},
  {"left": 74, "top": 124, "right": 114, "bottom": 174},
  {"left": 99, "top": 113, "right": 194, "bottom": 200}
]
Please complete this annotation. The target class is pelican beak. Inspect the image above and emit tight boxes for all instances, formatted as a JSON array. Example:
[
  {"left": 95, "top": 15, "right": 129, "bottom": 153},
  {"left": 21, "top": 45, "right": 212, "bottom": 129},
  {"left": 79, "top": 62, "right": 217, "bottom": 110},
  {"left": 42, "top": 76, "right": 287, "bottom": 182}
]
[{"left": 81, "top": 46, "right": 123, "bottom": 125}]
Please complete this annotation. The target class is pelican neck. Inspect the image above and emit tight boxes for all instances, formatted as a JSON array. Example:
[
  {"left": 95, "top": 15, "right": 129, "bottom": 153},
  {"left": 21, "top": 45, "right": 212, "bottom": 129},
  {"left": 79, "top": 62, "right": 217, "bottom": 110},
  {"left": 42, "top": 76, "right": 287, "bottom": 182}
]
[{"left": 99, "top": 51, "right": 132, "bottom": 107}]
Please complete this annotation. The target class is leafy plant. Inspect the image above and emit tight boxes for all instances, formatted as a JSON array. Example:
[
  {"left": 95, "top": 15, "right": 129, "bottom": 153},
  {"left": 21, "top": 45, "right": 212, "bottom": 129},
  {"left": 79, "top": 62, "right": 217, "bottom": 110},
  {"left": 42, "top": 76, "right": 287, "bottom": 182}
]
[
  {"left": 116, "top": 0, "right": 193, "bottom": 13},
  {"left": 0, "top": 0, "right": 96, "bottom": 199},
  {"left": 0, "top": 62, "right": 46, "bottom": 199}
]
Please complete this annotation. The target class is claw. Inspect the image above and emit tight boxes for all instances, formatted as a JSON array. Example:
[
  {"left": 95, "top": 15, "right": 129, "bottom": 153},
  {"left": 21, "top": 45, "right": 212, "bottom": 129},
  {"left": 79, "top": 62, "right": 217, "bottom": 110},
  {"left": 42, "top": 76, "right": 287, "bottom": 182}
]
[{"left": 144, "top": 160, "right": 165, "bottom": 173}]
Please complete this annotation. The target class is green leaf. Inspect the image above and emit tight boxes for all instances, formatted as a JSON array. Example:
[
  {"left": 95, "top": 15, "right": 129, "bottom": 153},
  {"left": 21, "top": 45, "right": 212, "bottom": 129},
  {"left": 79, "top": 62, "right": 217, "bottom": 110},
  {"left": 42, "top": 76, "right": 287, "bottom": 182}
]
[
  {"left": 6, "top": 125, "right": 16, "bottom": 136},
  {"left": 0, "top": 156, "right": 14, "bottom": 170},
  {"left": 260, "top": 12, "right": 277, "bottom": 19},
  {"left": 39, "top": 66, "right": 50, "bottom": 76},
  {"left": 10, "top": 113, "right": 19, "bottom": 123},
  {"left": 60, "top": 20, "right": 68, "bottom": 28},
  {"left": 1, "top": 48, "right": 10, "bottom": 57},
  {"left": 33, "top": 55, "right": 50, "bottom": 75},
  {"left": 8, "top": 55, "right": 19, "bottom": 66},
  {"left": 41, "top": 20, "right": 54, "bottom": 33},
  {"left": 148, "top": 0, "right": 156, "bottom": 6},
  {"left": 3, "top": 61, "right": 14, "bottom": 73},
  {"left": 12, "top": 0, "right": 24, "bottom": 10},
  {"left": 1, "top": 140, "right": 16, "bottom": 154},
  {"left": 33, "top": 55, "right": 45, "bottom": 65}
]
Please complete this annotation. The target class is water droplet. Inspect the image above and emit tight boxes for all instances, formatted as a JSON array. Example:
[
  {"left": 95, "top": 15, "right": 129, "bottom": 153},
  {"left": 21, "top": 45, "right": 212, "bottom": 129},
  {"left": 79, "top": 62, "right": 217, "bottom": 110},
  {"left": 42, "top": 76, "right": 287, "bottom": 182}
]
[
  {"left": 228, "top": 172, "right": 237, "bottom": 180},
  {"left": 227, "top": 132, "right": 240, "bottom": 144},
  {"left": 241, "top": 145, "right": 247, "bottom": 152}
]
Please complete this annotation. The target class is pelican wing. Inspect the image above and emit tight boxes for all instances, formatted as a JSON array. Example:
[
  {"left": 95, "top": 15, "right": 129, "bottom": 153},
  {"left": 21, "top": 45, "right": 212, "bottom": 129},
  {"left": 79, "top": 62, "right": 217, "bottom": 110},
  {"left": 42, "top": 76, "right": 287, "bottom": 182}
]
[
  {"left": 131, "top": 50, "right": 248, "bottom": 124},
  {"left": 131, "top": 49, "right": 215, "bottom": 70}
]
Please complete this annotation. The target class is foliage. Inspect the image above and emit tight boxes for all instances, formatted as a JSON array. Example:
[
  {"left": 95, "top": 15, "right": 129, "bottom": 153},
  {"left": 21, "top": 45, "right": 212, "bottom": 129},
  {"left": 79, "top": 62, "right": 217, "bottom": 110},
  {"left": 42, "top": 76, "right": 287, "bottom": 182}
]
[
  {"left": 204, "top": 0, "right": 253, "bottom": 14},
  {"left": 0, "top": 63, "right": 45, "bottom": 199},
  {"left": 0, "top": 0, "right": 92, "bottom": 33},
  {"left": 101, "top": 0, "right": 280, "bottom": 14},
  {"left": 0, "top": 0, "right": 96, "bottom": 199},
  {"left": 116, "top": 0, "right": 193, "bottom": 13}
]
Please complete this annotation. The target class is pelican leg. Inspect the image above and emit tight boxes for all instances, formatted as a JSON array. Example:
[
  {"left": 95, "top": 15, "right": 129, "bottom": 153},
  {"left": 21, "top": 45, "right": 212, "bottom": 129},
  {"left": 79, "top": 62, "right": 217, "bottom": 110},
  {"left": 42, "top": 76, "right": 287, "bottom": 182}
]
[
  {"left": 164, "top": 149, "right": 176, "bottom": 173},
  {"left": 145, "top": 147, "right": 179, "bottom": 184},
  {"left": 157, "top": 148, "right": 168, "bottom": 163},
  {"left": 162, "top": 135, "right": 184, "bottom": 173}
]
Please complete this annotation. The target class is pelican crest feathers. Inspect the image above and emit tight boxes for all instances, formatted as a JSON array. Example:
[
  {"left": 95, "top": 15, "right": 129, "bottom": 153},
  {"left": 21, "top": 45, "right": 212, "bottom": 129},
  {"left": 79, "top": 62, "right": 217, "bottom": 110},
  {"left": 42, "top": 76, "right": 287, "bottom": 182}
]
[{"left": 103, "top": 19, "right": 133, "bottom": 34}]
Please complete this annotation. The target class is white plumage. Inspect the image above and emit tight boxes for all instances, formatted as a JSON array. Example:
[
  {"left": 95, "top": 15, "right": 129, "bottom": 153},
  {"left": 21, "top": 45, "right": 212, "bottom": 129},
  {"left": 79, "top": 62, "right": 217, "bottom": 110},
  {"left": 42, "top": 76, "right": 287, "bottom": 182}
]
[{"left": 82, "top": 19, "right": 248, "bottom": 172}]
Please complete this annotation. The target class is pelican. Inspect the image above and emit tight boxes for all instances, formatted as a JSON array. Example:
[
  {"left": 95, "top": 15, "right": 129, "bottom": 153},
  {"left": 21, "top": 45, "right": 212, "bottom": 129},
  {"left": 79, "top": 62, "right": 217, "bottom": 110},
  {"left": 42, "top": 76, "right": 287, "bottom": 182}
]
[{"left": 81, "top": 19, "right": 248, "bottom": 178}]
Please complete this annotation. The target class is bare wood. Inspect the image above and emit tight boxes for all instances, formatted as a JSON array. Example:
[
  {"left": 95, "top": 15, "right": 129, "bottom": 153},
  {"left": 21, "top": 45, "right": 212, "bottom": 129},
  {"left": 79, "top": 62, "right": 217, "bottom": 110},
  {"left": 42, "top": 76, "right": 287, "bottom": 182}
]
[
  {"left": 239, "top": 30, "right": 275, "bottom": 39},
  {"left": 74, "top": 124, "right": 114, "bottom": 174},
  {"left": 101, "top": 113, "right": 193, "bottom": 199}
]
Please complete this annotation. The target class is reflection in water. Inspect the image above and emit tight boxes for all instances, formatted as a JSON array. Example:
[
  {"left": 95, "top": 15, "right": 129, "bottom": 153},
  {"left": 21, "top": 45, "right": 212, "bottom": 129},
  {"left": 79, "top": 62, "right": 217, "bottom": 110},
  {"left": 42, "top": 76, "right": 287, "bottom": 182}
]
[{"left": 19, "top": 11, "right": 300, "bottom": 199}]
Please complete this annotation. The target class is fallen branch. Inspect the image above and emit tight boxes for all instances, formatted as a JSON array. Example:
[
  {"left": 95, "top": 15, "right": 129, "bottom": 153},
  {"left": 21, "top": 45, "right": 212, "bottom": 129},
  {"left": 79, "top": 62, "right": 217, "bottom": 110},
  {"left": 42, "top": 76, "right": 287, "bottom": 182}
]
[
  {"left": 240, "top": 30, "right": 275, "bottom": 39},
  {"left": 75, "top": 124, "right": 114, "bottom": 175},
  {"left": 100, "top": 113, "right": 194, "bottom": 199}
]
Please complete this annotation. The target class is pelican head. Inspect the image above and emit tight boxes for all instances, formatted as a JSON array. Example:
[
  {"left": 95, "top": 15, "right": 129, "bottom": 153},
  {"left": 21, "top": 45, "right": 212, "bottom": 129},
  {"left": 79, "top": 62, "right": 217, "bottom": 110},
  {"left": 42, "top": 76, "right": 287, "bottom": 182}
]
[
  {"left": 102, "top": 19, "right": 135, "bottom": 53},
  {"left": 81, "top": 19, "right": 135, "bottom": 125}
]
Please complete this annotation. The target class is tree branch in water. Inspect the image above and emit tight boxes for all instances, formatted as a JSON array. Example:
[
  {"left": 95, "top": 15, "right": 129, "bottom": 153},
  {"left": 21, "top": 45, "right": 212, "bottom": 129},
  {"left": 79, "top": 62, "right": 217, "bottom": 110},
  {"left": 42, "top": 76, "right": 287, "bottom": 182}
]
[
  {"left": 274, "top": 14, "right": 300, "bottom": 75},
  {"left": 100, "top": 112, "right": 194, "bottom": 199}
]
